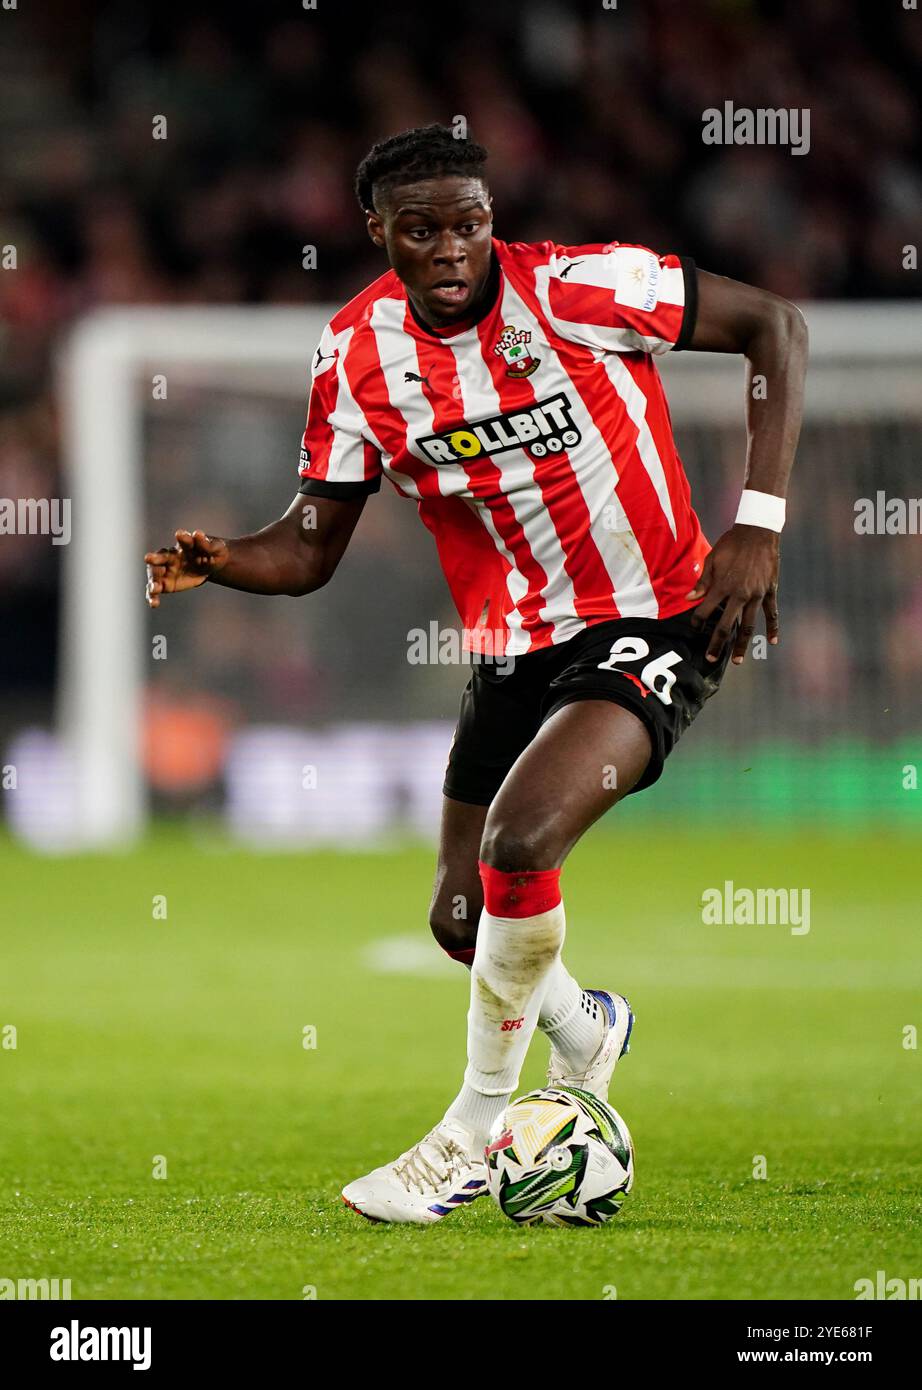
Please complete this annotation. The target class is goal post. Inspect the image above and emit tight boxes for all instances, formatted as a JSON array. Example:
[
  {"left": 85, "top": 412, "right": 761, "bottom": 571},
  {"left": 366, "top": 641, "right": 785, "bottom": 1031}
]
[
  {"left": 58, "top": 308, "right": 330, "bottom": 847},
  {"left": 57, "top": 303, "right": 922, "bottom": 849}
]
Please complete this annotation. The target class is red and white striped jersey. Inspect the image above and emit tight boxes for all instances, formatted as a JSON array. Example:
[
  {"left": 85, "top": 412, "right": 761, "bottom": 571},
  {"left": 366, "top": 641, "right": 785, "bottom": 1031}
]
[{"left": 297, "top": 237, "right": 710, "bottom": 656}]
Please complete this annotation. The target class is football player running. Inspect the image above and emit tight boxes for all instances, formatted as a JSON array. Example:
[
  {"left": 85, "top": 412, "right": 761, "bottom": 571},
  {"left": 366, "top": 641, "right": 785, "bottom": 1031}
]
[{"left": 145, "top": 126, "right": 807, "bottom": 1223}]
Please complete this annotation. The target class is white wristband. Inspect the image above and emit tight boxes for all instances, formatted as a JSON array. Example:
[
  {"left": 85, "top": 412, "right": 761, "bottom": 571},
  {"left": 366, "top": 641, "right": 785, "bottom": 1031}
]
[{"left": 735, "top": 489, "right": 786, "bottom": 532}]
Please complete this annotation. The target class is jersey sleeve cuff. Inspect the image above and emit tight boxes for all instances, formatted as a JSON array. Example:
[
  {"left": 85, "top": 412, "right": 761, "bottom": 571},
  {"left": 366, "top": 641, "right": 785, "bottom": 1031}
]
[
  {"left": 673, "top": 258, "right": 698, "bottom": 352},
  {"left": 297, "top": 475, "right": 381, "bottom": 499}
]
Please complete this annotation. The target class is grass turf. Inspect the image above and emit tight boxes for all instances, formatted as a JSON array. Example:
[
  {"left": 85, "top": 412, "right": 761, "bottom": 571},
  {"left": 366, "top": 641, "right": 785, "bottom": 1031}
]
[{"left": 1, "top": 826, "right": 920, "bottom": 1300}]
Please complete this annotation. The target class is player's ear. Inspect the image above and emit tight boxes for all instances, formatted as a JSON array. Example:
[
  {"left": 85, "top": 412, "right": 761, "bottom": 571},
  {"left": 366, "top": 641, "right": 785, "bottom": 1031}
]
[{"left": 365, "top": 210, "right": 386, "bottom": 249}]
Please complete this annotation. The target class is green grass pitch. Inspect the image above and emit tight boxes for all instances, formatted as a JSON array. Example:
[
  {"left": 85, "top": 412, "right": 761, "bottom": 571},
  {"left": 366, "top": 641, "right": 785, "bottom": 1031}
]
[{"left": 1, "top": 825, "right": 920, "bottom": 1301}]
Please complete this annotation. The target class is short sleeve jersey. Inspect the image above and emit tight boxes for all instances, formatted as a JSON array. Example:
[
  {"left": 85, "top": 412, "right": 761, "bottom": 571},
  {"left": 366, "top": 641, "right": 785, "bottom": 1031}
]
[{"left": 297, "top": 238, "right": 710, "bottom": 657}]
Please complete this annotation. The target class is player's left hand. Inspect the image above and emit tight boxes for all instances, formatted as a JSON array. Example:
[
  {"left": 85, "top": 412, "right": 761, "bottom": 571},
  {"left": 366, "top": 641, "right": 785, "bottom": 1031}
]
[{"left": 686, "top": 524, "right": 780, "bottom": 664}]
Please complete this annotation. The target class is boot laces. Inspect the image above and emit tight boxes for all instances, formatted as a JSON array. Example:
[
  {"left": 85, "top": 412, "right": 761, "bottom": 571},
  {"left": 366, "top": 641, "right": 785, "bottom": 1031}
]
[{"left": 393, "top": 1127, "right": 470, "bottom": 1195}]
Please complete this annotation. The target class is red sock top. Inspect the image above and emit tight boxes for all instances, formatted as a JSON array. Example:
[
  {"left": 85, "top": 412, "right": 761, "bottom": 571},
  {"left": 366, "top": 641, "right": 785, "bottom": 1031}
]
[
  {"left": 478, "top": 861, "right": 562, "bottom": 918},
  {"left": 442, "top": 945, "right": 476, "bottom": 967}
]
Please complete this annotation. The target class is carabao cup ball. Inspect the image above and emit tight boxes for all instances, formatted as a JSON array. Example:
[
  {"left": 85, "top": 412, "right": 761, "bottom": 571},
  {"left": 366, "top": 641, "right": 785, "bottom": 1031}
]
[{"left": 485, "top": 1085, "right": 634, "bottom": 1227}]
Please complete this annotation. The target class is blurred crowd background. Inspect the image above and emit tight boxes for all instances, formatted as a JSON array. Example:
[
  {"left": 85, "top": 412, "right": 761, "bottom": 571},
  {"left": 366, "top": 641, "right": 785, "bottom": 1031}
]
[{"left": 1, "top": 0, "right": 920, "bottom": 828}]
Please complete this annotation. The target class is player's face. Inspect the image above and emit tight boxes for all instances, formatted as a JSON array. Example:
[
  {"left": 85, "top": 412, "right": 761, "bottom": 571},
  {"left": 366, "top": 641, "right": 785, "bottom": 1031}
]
[{"left": 366, "top": 176, "right": 494, "bottom": 328}]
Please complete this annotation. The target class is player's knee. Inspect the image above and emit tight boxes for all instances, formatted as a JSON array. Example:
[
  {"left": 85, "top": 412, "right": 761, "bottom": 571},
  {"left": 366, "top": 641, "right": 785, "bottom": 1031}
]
[
  {"left": 428, "top": 894, "right": 479, "bottom": 953},
  {"left": 479, "top": 816, "right": 558, "bottom": 874}
]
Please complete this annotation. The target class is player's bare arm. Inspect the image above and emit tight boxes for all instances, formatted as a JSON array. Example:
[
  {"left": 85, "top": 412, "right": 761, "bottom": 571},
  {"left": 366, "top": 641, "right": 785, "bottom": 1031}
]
[
  {"left": 144, "top": 492, "right": 367, "bottom": 607},
  {"left": 686, "top": 271, "right": 808, "bottom": 663}
]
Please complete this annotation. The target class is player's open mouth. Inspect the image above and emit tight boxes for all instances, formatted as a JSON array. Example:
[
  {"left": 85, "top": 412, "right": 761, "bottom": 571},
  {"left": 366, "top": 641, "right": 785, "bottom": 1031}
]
[{"left": 430, "top": 279, "right": 470, "bottom": 307}]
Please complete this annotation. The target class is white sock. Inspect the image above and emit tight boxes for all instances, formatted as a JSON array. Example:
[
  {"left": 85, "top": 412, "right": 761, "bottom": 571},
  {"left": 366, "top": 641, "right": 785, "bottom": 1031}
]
[
  {"left": 539, "top": 962, "right": 607, "bottom": 1067},
  {"left": 538, "top": 958, "right": 581, "bottom": 1024},
  {"left": 443, "top": 929, "right": 606, "bottom": 1071},
  {"left": 443, "top": 1081, "right": 509, "bottom": 1142},
  {"left": 445, "top": 895, "right": 566, "bottom": 1144}
]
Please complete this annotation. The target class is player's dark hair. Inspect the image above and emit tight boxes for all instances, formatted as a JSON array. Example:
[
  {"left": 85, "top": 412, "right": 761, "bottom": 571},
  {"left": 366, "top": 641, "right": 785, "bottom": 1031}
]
[{"left": 354, "top": 124, "right": 489, "bottom": 214}]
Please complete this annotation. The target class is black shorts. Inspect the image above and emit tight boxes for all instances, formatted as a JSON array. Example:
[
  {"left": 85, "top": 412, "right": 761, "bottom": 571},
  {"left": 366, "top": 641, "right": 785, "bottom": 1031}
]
[{"left": 443, "top": 605, "right": 734, "bottom": 806}]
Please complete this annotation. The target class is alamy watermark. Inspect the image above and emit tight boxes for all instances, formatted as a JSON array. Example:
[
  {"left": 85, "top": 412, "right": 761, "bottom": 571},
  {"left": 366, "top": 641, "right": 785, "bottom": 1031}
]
[
  {"left": 700, "top": 880, "right": 811, "bottom": 935},
  {"left": 0, "top": 1274, "right": 72, "bottom": 1299},
  {"left": 702, "top": 101, "right": 810, "bottom": 156},
  {"left": 854, "top": 492, "right": 922, "bottom": 535},
  {"left": 854, "top": 1270, "right": 921, "bottom": 1300},
  {"left": 407, "top": 622, "right": 515, "bottom": 674},
  {"left": 0, "top": 498, "right": 71, "bottom": 545},
  {"left": 50, "top": 1320, "right": 151, "bottom": 1369}
]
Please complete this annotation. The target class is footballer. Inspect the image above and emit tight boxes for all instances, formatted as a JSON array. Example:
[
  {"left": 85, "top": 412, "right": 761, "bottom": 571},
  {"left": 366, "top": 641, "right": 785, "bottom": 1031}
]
[{"left": 144, "top": 125, "right": 807, "bottom": 1223}]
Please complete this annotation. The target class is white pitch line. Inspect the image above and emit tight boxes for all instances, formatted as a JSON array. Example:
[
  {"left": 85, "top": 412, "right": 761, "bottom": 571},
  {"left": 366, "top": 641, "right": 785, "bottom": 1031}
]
[{"left": 362, "top": 934, "right": 459, "bottom": 979}]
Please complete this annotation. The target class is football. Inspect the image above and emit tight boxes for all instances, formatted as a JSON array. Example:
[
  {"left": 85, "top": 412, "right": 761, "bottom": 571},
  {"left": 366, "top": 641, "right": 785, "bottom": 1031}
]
[{"left": 484, "top": 1086, "right": 634, "bottom": 1227}]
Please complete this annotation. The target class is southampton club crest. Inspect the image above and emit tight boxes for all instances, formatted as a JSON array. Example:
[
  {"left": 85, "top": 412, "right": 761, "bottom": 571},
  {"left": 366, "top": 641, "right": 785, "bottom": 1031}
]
[{"left": 493, "top": 325, "right": 540, "bottom": 378}]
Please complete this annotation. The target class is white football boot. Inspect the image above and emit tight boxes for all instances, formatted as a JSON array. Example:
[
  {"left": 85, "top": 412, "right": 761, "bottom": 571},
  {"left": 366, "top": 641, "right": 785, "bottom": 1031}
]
[
  {"left": 547, "top": 990, "right": 634, "bottom": 1102},
  {"left": 342, "top": 1118, "right": 488, "bottom": 1224}
]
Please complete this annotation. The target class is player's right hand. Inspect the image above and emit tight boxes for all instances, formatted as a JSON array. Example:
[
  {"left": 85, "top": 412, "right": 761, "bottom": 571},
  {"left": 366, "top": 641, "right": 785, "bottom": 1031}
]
[{"left": 144, "top": 529, "right": 229, "bottom": 607}]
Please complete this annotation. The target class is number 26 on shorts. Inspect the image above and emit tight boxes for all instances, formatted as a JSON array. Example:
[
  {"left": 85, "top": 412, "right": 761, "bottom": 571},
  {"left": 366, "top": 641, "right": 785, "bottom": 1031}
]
[{"left": 597, "top": 636, "right": 682, "bottom": 706}]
